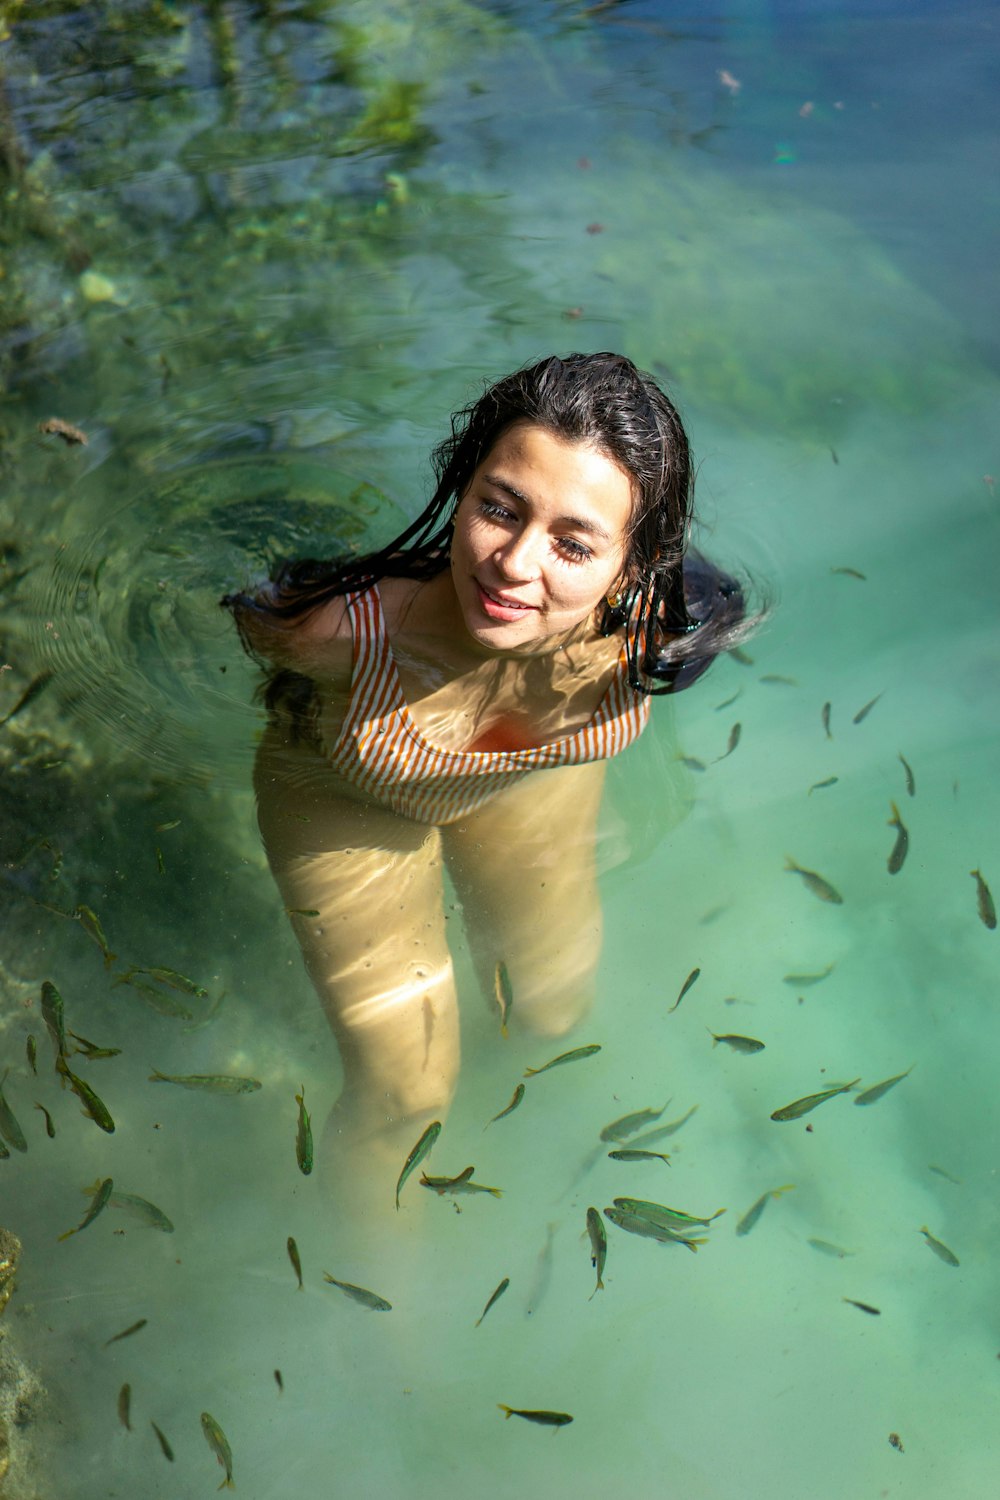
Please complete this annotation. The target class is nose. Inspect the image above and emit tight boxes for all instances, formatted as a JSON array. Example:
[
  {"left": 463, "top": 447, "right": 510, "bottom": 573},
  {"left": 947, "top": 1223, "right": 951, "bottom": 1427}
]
[{"left": 495, "top": 523, "right": 543, "bottom": 581}]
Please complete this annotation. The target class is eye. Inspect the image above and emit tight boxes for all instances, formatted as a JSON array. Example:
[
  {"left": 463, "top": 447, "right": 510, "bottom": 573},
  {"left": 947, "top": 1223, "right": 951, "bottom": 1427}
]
[
  {"left": 478, "top": 499, "right": 515, "bottom": 523},
  {"left": 555, "top": 536, "right": 594, "bottom": 564}
]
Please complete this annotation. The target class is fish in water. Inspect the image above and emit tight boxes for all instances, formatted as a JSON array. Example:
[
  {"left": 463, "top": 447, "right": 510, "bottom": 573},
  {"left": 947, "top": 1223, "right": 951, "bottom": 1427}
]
[
  {"left": 55, "top": 1055, "right": 115, "bottom": 1132},
  {"left": 118, "top": 1382, "right": 132, "bottom": 1431},
  {"left": 714, "top": 690, "right": 742, "bottom": 711},
  {"left": 41, "top": 980, "right": 68, "bottom": 1062},
  {"left": 68, "top": 1030, "right": 121, "bottom": 1060},
  {"left": 104, "top": 1318, "right": 148, "bottom": 1347},
  {"left": 395, "top": 1119, "right": 441, "bottom": 1209},
  {"left": 148, "top": 1069, "right": 262, "bottom": 1094},
  {"left": 678, "top": 755, "right": 707, "bottom": 772},
  {"left": 607, "top": 1149, "right": 671, "bottom": 1165},
  {"left": 90, "top": 1185, "right": 174, "bottom": 1233},
  {"left": 852, "top": 692, "right": 883, "bottom": 725},
  {"left": 131, "top": 965, "right": 208, "bottom": 998},
  {"left": 759, "top": 674, "right": 798, "bottom": 686},
  {"left": 771, "top": 1079, "right": 859, "bottom": 1121},
  {"left": 58, "top": 1176, "right": 114, "bottom": 1242},
  {"left": 475, "top": 1276, "right": 510, "bottom": 1327},
  {"left": 420, "top": 1166, "right": 502, "bottom": 1198},
  {"left": 970, "top": 868, "right": 996, "bottom": 930},
  {"left": 151, "top": 1421, "right": 174, "bottom": 1462},
  {"left": 716, "top": 722, "right": 742, "bottom": 760},
  {"left": 114, "top": 973, "right": 194, "bottom": 1021},
  {"left": 525, "top": 1222, "right": 557, "bottom": 1319},
  {"left": 843, "top": 1298, "right": 881, "bottom": 1315},
  {"left": 0, "top": 670, "right": 54, "bottom": 727},
  {"left": 599, "top": 1103, "right": 669, "bottom": 1142},
  {"left": 74, "top": 904, "right": 117, "bottom": 967},
  {"left": 830, "top": 566, "right": 866, "bottom": 580},
  {"left": 26, "top": 1035, "right": 38, "bottom": 1075},
  {"left": 486, "top": 1083, "right": 525, "bottom": 1128},
  {"left": 35, "top": 1102, "right": 56, "bottom": 1138},
  {"left": 886, "top": 801, "right": 908, "bottom": 875},
  {"left": 784, "top": 858, "right": 843, "bottom": 905},
  {"left": 0, "top": 1072, "right": 28, "bottom": 1153},
  {"left": 274, "top": 1370, "right": 284, "bottom": 1393},
  {"left": 493, "top": 960, "right": 513, "bottom": 1037},
  {"left": 498, "top": 1405, "right": 573, "bottom": 1428},
  {"left": 586, "top": 1207, "right": 606, "bottom": 1299},
  {"left": 627, "top": 1105, "right": 699, "bottom": 1147},
  {"left": 603, "top": 1206, "right": 705, "bottom": 1251},
  {"left": 821, "top": 701, "right": 832, "bottom": 739},
  {"left": 612, "top": 1197, "right": 724, "bottom": 1231},
  {"left": 919, "top": 1226, "right": 959, "bottom": 1267},
  {"left": 669, "top": 967, "right": 701, "bottom": 1014},
  {"left": 294, "top": 1087, "right": 313, "bottom": 1175},
  {"left": 200, "top": 1411, "right": 235, "bottom": 1489},
  {"left": 523, "top": 1044, "right": 601, "bottom": 1077},
  {"left": 783, "top": 964, "right": 834, "bottom": 987},
  {"left": 807, "top": 1238, "right": 854, "bottom": 1258},
  {"left": 735, "top": 1184, "right": 795, "bottom": 1237},
  {"left": 322, "top": 1274, "right": 392, "bottom": 1311},
  {"left": 808, "top": 777, "right": 839, "bottom": 795},
  {"left": 853, "top": 1068, "right": 912, "bottom": 1106},
  {"left": 898, "top": 752, "right": 916, "bottom": 797},
  {"left": 39, "top": 416, "right": 88, "bottom": 445},
  {"left": 708, "top": 1030, "right": 765, "bottom": 1054},
  {"left": 287, "top": 1236, "right": 303, "bottom": 1290}
]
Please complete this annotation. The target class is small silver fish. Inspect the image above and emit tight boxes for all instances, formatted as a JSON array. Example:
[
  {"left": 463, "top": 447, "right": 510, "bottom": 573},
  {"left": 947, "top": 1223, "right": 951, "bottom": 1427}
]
[
  {"left": 148, "top": 1069, "right": 261, "bottom": 1094},
  {"left": 785, "top": 858, "right": 843, "bottom": 905},
  {"left": 886, "top": 801, "right": 908, "bottom": 875},
  {"left": 322, "top": 1273, "right": 392, "bottom": 1310},
  {"left": 58, "top": 1176, "right": 113, "bottom": 1241},
  {"left": 607, "top": 1149, "right": 671, "bottom": 1165},
  {"left": 586, "top": 1207, "right": 606, "bottom": 1298},
  {"left": 808, "top": 777, "right": 839, "bottom": 795},
  {"left": 118, "top": 1383, "right": 131, "bottom": 1431},
  {"left": 735, "top": 1184, "right": 794, "bottom": 1236},
  {"left": 854, "top": 1068, "right": 912, "bottom": 1106},
  {"left": 668, "top": 968, "right": 700, "bottom": 1014},
  {"left": 708, "top": 1029, "right": 765, "bottom": 1054},
  {"left": 970, "top": 868, "right": 996, "bottom": 930},
  {"left": 287, "top": 1235, "right": 303, "bottom": 1290},
  {"left": 852, "top": 692, "right": 883, "bottom": 725},
  {"left": 475, "top": 1276, "right": 510, "bottom": 1327},
  {"left": 599, "top": 1103, "right": 669, "bottom": 1142},
  {"left": 494, "top": 961, "right": 513, "bottom": 1038},
  {"left": 486, "top": 1083, "right": 525, "bottom": 1128},
  {"left": 919, "top": 1226, "right": 959, "bottom": 1267},
  {"left": 821, "top": 701, "right": 832, "bottom": 739},
  {"left": 771, "top": 1079, "right": 859, "bottom": 1121},
  {"left": 524, "top": 1044, "right": 601, "bottom": 1077},
  {"left": 200, "top": 1411, "right": 235, "bottom": 1489},
  {"left": 782, "top": 964, "right": 834, "bottom": 987},
  {"left": 295, "top": 1086, "right": 313, "bottom": 1175},
  {"left": 716, "top": 722, "right": 741, "bottom": 760},
  {"left": 395, "top": 1120, "right": 441, "bottom": 1209},
  {"left": 898, "top": 752, "right": 916, "bottom": 797}
]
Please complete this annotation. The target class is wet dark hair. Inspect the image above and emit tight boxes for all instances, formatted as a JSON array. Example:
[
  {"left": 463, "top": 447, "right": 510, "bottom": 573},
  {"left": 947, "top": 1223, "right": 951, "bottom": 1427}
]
[{"left": 223, "top": 351, "right": 751, "bottom": 694}]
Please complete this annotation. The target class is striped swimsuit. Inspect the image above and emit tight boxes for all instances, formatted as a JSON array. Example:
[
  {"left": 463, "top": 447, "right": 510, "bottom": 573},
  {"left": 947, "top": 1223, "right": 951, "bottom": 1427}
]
[{"left": 322, "top": 585, "right": 651, "bottom": 825}]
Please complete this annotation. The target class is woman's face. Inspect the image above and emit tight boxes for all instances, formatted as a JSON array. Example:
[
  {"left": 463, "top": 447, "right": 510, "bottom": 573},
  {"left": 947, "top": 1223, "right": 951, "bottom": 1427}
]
[{"left": 449, "top": 421, "right": 633, "bottom": 655}]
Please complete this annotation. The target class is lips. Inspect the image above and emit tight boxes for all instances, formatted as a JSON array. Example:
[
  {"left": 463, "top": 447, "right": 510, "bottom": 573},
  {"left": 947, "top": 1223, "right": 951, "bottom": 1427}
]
[{"left": 475, "top": 581, "right": 539, "bottom": 619}]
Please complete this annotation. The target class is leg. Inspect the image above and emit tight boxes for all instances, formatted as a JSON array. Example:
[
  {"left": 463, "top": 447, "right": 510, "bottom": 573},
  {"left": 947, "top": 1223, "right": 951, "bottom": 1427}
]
[
  {"left": 442, "top": 761, "right": 607, "bottom": 1038},
  {"left": 254, "top": 726, "right": 460, "bottom": 1153}
]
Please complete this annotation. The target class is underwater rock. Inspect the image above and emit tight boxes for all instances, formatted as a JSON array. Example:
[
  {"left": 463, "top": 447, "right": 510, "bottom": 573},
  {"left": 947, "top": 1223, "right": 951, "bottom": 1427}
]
[{"left": 0, "top": 1229, "right": 19, "bottom": 1319}]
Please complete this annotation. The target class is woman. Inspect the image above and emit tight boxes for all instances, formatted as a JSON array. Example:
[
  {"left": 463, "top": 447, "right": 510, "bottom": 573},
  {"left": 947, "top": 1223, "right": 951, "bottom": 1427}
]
[{"left": 224, "top": 352, "right": 747, "bottom": 1168}]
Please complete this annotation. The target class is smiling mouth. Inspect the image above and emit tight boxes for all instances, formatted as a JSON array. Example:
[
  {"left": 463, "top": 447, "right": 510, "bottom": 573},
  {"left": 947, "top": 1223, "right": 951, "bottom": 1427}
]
[{"left": 477, "top": 582, "right": 538, "bottom": 612}]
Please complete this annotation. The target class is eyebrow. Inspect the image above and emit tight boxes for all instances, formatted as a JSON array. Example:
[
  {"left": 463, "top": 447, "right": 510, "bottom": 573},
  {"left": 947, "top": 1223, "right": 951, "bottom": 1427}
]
[{"left": 481, "top": 474, "right": 616, "bottom": 544}]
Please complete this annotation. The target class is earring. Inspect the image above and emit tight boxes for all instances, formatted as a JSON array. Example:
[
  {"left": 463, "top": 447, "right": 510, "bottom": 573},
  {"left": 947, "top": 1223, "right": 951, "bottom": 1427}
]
[{"left": 606, "top": 589, "right": 624, "bottom": 609}]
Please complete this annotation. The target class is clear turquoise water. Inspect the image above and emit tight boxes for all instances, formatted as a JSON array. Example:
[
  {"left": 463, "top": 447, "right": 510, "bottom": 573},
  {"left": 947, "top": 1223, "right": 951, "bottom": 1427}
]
[{"left": 1, "top": 3, "right": 997, "bottom": 1496}]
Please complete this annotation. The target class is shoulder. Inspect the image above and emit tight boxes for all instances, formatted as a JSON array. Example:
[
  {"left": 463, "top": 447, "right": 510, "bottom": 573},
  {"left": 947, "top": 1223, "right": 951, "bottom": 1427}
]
[{"left": 239, "top": 592, "right": 353, "bottom": 677}]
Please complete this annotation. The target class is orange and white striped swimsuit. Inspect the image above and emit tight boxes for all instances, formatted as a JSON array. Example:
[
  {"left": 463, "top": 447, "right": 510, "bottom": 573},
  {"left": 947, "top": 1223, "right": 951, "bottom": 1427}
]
[{"left": 322, "top": 585, "right": 651, "bottom": 825}]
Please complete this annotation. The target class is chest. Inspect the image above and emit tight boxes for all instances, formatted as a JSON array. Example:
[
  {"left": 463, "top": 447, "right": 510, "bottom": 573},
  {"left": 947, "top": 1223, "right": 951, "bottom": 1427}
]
[{"left": 391, "top": 644, "right": 622, "bottom": 754}]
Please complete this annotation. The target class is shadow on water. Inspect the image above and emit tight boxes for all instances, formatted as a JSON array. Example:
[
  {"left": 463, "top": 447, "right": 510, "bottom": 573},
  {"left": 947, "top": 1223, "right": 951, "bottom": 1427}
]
[{"left": 1, "top": 3, "right": 998, "bottom": 1497}]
